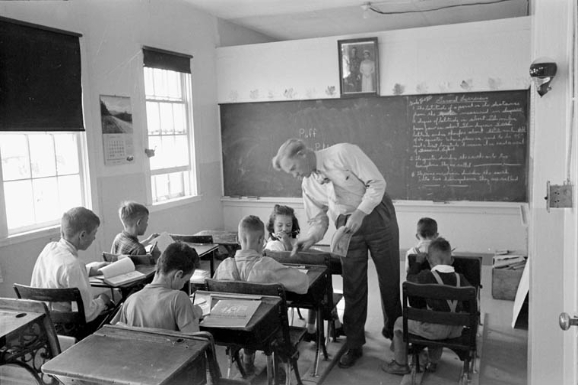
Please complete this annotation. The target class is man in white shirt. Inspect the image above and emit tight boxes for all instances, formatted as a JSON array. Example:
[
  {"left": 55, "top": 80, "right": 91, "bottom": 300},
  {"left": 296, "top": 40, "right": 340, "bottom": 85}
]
[
  {"left": 31, "top": 207, "right": 113, "bottom": 333},
  {"left": 272, "top": 139, "right": 402, "bottom": 369}
]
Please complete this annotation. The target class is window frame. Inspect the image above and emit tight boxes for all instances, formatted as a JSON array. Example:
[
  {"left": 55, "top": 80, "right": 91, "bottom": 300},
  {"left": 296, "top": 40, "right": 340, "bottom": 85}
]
[{"left": 143, "top": 65, "right": 198, "bottom": 206}]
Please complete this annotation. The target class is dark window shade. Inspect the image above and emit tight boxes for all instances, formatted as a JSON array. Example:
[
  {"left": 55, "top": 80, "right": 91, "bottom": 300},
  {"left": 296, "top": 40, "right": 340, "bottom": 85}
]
[
  {"left": 0, "top": 18, "right": 84, "bottom": 131},
  {"left": 143, "top": 47, "right": 191, "bottom": 74}
]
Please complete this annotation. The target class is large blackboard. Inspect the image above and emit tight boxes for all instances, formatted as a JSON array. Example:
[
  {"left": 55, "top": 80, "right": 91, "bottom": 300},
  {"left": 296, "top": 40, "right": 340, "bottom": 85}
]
[{"left": 221, "top": 90, "right": 529, "bottom": 202}]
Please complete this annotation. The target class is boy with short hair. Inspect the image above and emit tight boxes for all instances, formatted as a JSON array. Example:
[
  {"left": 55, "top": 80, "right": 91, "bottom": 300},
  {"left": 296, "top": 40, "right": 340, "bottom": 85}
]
[
  {"left": 31, "top": 207, "right": 113, "bottom": 330},
  {"left": 382, "top": 237, "right": 471, "bottom": 375},
  {"left": 404, "top": 217, "right": 439, "bottom": 273},
  {"left": 112, "top": 242, "right": 203, "bottom": 333},
  {"left": 214, "top": 215, "right": 309, "bottom": 372},
  {"left": 111, "top": 201, "right": 159, "bottom": 256}
]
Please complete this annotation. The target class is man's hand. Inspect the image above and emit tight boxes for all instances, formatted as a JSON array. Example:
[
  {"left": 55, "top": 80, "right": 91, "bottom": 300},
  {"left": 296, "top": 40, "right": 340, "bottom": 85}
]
[
  {"left": 344, "top": 209, "right": 367, "bottom": 234},
  {"left": 291, "top": 236, "right": 316, "bottom": 256}
]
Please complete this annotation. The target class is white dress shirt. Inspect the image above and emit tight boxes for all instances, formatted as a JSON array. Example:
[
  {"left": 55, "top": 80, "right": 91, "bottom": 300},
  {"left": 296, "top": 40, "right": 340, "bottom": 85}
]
[
  {"left": 31, "top": 238, "right": 106, "bottom": 322},
  {"left": 302, "top": 143, "right": 386, "bottom": 243}
]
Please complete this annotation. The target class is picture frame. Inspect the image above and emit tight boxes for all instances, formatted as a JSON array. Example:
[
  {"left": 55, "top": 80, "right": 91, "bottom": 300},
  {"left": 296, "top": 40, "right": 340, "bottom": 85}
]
[{"left": 338, "top": 37, "right": 379, "bottom": 97}]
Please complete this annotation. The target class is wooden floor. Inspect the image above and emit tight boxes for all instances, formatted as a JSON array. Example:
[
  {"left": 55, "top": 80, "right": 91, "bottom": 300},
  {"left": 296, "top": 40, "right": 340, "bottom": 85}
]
[{"left": 234, "top": 257, "right": 528, "bottom": 385}]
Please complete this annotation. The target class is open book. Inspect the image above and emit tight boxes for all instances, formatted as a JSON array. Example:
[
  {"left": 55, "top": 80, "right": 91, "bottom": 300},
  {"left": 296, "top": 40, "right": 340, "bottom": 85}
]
[
  {"left": 94, "top": 257, "right": 146, "bottom": 286},
  {"left": 330, "top": 226, "right": 352, "bottom": 257},
  {"left": 200, "top": 299, "right": 260, "bottom": 328}
]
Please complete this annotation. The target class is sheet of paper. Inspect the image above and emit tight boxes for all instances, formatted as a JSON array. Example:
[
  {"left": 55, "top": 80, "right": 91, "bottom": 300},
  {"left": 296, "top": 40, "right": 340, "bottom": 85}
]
[
  {"left": 330, "top": 226, "right": 352, "bottom": 257},
  {"left": 99, "top": 257, "right": 135, "bottom": 279},
  {"left": 151, "top": 232, "right": 174, "bottom": 254}
]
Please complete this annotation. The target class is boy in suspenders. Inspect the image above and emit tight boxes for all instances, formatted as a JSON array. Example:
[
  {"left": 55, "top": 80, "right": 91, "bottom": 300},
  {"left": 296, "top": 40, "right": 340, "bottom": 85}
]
[{"left": 382, "top": 237, "right": 471, "bottom": 375}]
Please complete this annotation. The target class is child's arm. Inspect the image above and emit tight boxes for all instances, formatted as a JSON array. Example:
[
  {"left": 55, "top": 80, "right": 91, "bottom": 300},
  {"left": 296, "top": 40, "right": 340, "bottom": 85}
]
[{"left": 141, "top": 233, "right": 160, "bottom": 246}]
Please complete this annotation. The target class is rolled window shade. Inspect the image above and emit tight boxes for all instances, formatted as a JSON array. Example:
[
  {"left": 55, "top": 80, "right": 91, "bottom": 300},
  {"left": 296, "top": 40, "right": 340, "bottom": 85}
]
[
  {"left": 0, "top": 17, "right": 84, "bottom": 131},
  {"left": 143, "top": 46, "right": 191, "bottom": 73}
]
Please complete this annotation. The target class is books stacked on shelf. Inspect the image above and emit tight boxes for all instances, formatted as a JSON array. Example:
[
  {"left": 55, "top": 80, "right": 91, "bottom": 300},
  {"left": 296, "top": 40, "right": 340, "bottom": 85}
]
[{"left": 493, "top": 251, "right": 527, "bottom": 270}]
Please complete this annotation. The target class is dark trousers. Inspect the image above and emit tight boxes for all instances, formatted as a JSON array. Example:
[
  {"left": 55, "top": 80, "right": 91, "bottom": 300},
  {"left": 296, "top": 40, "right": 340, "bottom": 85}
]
[{"left": 337, "top": 192, "right": 402, "bottom": 348}]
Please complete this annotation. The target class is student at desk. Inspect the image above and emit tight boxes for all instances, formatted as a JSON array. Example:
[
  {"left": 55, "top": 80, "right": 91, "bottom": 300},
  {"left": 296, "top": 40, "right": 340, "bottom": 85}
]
[
  {"left": 31, "top": 207, "right": 114, "bottom": 331},
  {"left": 214, "top": 215, "right": 309, "bottom": 372},
  {"left": 111, "top": 201, "right": 160, "bottom": 258},
  {"left": 112, "top": 242, "right": 203, "bottom": 333},
  {"left": 382, "top": 237, "right": 472, "bottom": 375}
]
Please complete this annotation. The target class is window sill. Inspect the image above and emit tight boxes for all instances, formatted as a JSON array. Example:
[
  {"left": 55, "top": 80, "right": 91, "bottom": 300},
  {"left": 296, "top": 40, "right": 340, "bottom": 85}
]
[
  {"left": 149, "top": 194, "right": 202, "bottom": 213},
  {"left": 0, "top": 225, "right": 60, "bottom": 248}
]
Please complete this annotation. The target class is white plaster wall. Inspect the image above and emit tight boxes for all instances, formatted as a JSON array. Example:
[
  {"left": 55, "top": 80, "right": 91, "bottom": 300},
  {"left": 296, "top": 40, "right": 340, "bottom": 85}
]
[
  {"left": 216, "top": 17, "right": 531, "bottom": 253},
  {"left": 0, "top": 0, "right": 262, "bottom": 297}
]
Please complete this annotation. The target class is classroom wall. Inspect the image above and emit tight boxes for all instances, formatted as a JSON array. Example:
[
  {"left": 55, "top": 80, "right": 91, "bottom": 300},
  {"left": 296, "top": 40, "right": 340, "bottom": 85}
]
[
  {"left": 0, "top": 0, "right": 264, "bottom": 298},
  {"left": 216, "top": 17, "right": 531, "bottom": 252}
]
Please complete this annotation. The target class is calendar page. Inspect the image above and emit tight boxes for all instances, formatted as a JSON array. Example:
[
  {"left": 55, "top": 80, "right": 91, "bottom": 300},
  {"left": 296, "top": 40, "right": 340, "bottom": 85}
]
[{"left": 100, "top": 95, "right": 134, "bottom": 166}]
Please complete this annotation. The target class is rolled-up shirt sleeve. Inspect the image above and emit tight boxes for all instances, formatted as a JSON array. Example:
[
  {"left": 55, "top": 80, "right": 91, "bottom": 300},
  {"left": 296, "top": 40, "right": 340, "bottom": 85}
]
[{"left": 302, "top": 180, "right": 330, "bottom": 244}]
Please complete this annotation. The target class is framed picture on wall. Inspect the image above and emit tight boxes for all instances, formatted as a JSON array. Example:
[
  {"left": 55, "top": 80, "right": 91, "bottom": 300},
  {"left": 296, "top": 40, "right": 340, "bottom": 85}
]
[{"left": 338, "top": 37, "right": 379, "bottom": 97}]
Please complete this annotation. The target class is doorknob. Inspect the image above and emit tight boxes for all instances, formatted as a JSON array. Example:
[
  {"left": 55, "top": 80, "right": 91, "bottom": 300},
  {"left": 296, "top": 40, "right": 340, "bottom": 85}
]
[{"left": 559, "top": 312, "right": 578, "bottom": 330}]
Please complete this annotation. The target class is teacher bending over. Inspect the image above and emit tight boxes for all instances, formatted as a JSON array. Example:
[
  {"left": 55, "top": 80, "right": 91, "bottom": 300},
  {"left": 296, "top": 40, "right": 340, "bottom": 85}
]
[{"left": 272, "top": 139, "right": 401, "bottom": 369}]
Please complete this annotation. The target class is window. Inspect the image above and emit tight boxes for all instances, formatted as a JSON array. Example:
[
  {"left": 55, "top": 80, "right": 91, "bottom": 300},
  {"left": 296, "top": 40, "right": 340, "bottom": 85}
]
[
  {"left": 0, "top": 18, "right": 86, "bottom": 238},
  {"left": 0, "top": 132, "right": 86, "bottom": 235},
  {"left": 143, "top": 48, "right": 196, "bottom": 204}
]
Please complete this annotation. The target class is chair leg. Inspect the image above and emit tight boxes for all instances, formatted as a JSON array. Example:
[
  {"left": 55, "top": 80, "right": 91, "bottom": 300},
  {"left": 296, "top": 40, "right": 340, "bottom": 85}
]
[
  {"left": 296, "top": 308, "right": 304, "bottom": 320},
  {"left": 266, "top": 353, "right": 275, "bottom": 385}
]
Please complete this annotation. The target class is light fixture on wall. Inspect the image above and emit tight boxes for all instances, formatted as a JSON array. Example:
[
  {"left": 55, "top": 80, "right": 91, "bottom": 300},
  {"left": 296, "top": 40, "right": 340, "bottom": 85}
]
[
  {"left": 361, "top": 2, "right": 371, "bottom": 19},
  {"left": 529, "top": 58, "right": 557, "bottom": 97}
]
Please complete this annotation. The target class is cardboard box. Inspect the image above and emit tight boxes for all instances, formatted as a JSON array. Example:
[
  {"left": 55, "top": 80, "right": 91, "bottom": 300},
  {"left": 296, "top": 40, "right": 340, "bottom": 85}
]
[{"left": 492, "top": 266, "right": 525, "bottom": 301}]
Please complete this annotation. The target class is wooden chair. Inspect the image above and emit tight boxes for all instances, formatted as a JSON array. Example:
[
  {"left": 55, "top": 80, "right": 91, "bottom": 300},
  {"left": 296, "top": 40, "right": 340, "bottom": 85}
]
[
  {"left": 13, "top": 284, "right": 90, "bottom": 342},
  {"left": 402, "top": 282, "right": 479, "bottom": 385},
  {"left": 264, "top": 250, "right": 343, "bottom": 342},
  {"left": 206, "top": 278, "right": 307, "bottom": 385},
  {"left": 0, "top": 297, "right": 61, "bottom": 385}
]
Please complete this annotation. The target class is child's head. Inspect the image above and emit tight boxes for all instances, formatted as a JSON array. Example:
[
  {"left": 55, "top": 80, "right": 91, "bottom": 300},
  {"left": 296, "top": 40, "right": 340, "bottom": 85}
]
[
  {"left": 416, "top": 217, "right": 438, "bottom": 240},
  {"left": 427, "top": 237, "right": 452, "bottom": 267},
  {"left": 266, "top": 204, "right": 300, "bottom": 239},
  {"left": 61, "top": 207, "right": 101, "bottom": 251},
  {"left": 238, "top": 215, "right": 265, "bottom": 253},
  {"left": 119, "top": 201, "right": 149, "bottom": 235},
  {"left": 156, "top": 242, "right": 199, "bottom": 290}
]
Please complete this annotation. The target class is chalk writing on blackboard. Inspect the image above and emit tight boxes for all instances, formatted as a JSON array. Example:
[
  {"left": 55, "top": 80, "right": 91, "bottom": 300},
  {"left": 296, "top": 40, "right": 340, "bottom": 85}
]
[{"left": 407, "top": 93, "right": 527, "bottom": 201}]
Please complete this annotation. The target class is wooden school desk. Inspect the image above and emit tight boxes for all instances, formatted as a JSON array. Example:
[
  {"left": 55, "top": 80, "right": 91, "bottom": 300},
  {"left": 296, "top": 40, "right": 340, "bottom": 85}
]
[
  {"left": 282, "top": 264, "right": 330, "bottom": 376},
  {"left": 181, "top": 242, "right": 219, "bottom": 277},
  {"left": 1, "top": 299, "right": 60, "bottom": 385},
  {"left": 196, "top": 291, "right": 282, "bottom": 384},
  {"left": 194, "top": 229, "right": 240, "bottom": 259},
  {"left": 41, "top": 325, "right": 210, "bottom": 385}
]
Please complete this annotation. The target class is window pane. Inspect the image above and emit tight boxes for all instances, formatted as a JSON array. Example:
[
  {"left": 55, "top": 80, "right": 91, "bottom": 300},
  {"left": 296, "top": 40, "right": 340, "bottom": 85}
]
[
  {"left": 54, "top": 134, "right": 79, "bottom": 175},
  {"left": 58, "top": 175, "right": 82, "bottom": 210},
  {"left": 33, "top": 177, "right": 59, "bottom": 223},
  {"left": 29, "top": 134, "right": 56, "bottom": 178},
  {"left": 159, "top": 103, "right": 174, "bottom": 134},
  {"left": 173, "top": 135, "right": 189, "bottom": 167},
  {"left": 167, "top": 70, "right": 181, "bottom": 99},
  {"left": 173, "top": 103, "right": 186, "bottom": 134},
  {"left": 153, "top": 174, "right": 169, "bottom": 202},
  {"left": 4, "top": 180, "right": 34, "bottom": 229},
  {"left": 146, "top": 101, "right": 160, "bottom": 135},
  {"left": 154, "top": 69, "right": 168, "bottom": 98},
  {"left": 169, "top": 172, "right": 184, "bottom": 197},
  {"left": 0, "top": 134, "right": 30, "bottom": 181}
]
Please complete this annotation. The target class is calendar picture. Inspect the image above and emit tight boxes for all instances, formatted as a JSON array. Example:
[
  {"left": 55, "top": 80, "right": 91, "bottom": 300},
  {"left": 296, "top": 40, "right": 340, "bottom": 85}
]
[{"left": 100, "top": 95, "right": 134, "bottom": 165}]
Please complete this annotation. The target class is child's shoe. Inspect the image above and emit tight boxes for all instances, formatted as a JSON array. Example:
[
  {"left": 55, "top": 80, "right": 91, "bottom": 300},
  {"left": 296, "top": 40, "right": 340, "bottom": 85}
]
[{"left": 381, "top": 360, "right": 410, "bottom": 375}]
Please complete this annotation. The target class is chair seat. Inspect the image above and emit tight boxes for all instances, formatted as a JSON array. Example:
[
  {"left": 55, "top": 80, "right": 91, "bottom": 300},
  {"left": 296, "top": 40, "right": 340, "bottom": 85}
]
[{"left": 288, "top": 326, "right": 308, "bottom": 346}]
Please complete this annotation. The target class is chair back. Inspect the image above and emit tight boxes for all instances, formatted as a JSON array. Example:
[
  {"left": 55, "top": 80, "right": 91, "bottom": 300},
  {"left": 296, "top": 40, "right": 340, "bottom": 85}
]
[
  {"left": 407, "top": 254, "right": 482, "bottom": 290},
  {"left": 13, "top": 283, "right": 88, "bottom": 340},
  {"left": 402, "top": 281, "right": 478, "bottom": 350}
]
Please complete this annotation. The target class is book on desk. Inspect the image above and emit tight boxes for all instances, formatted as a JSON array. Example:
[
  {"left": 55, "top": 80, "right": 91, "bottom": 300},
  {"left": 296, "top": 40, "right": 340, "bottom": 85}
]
[
  {"left": 90, "top": 257, "right": 146, "bottom": 286},
  {"left": 199, "top": 297, "right": 261, "bottom": 328}
]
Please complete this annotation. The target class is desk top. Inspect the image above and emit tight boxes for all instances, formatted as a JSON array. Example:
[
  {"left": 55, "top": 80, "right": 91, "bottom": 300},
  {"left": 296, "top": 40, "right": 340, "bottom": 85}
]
[
  {"left": 0, "top": 309, "right": 43, "bottom": 340},
  {"left": 182, "top": 242, "right": 219, "bottom": 257},
  {"left": 90, "top": 264, "right": 156, "bottom": 289},
  {"left": 194, "top": 230, "right": 238, "bottom": 245},
  {"left": 42, "top": 325, "right": 209, "bottom": 385}
]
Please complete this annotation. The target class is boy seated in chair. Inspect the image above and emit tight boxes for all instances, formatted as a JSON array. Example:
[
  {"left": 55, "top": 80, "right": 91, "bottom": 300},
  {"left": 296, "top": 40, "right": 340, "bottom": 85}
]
[
  {"left": 381, "top": 237, "right": 471, "bottom": 375},
  {"left": 112, "top": 242, "right": 203, "bottom": 333},
  {"left": 111, "top": 201, "right": 159, "bottom": 258},
  {"left": 213, "top": 214, "right": 309, "bottom": 373},
  {"left": 31, "top": 207, "right": 115, "bottom": 334}
]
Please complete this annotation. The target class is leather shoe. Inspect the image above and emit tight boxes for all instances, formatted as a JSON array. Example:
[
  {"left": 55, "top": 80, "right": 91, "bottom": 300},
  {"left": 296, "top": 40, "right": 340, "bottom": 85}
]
[
  {"left": 338, "top": 348, "right": 363, "bottom": 368},
  {"left": 303, "top": 331, "right": 318, "bottom": 342}
]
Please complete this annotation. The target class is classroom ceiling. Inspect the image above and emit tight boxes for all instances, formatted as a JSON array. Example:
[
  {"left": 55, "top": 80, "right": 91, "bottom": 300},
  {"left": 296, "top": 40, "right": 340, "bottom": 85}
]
[{"left": 183, "top": 0, "right": 529, "bottom": 40}]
